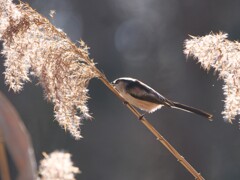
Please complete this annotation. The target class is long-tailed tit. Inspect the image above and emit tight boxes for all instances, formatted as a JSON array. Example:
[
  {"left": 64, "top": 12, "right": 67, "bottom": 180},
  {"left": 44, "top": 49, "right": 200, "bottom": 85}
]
[{"left": 112, "top": 77, "right": 213, "bottom": 120}]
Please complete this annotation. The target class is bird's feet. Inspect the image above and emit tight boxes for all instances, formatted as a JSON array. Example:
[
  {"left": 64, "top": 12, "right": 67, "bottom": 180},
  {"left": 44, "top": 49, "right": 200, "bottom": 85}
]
[
  {"left": 122, "top": 101, "right": 145, "bottom": 120},
  {"left": 123, "top": 101, "right": 129, "bottom": 105},
  {"left": 138, "top": 113, "right": 145, "bottom": 120}
]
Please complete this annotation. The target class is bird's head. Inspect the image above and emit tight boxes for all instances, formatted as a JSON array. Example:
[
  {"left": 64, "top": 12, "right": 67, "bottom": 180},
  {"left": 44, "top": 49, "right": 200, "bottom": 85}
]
[{"left": 112, "top": 77, "right": 136, "bottom": 93}]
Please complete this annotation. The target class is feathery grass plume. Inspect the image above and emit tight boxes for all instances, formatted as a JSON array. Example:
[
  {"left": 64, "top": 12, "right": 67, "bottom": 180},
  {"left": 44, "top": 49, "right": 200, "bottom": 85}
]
[
  {"left": 0, "top": 0, "right": 99, "bottom": 139},
  {"left": 184, "top": 32, "right": 240, "bottom": 123},
  {"left": 39, "top": 151, "right": 80, "bottom": 180}
]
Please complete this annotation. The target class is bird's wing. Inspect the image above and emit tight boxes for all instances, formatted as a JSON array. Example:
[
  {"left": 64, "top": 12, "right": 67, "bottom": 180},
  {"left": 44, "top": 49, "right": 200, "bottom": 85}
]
[{"left": 126, "top": 80, "right": 172, "bottom": 106}]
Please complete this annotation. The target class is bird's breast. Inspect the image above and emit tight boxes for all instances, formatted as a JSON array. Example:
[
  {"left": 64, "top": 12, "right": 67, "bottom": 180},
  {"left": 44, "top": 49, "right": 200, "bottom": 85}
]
[{"left": 121, "top": 91, "right": 162, "bottom": 113}]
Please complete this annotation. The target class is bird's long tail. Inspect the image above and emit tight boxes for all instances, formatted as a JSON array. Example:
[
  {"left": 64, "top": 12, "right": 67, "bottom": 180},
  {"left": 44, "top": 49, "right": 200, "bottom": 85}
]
[{"left": 171, "top": 101, "right": 213, "bottom": 121}]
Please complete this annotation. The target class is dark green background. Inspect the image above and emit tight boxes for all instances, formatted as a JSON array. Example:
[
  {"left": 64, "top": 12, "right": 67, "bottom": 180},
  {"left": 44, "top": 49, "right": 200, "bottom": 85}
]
[{"left": 1, "top": 0, "right": 240, "bottom": 179}]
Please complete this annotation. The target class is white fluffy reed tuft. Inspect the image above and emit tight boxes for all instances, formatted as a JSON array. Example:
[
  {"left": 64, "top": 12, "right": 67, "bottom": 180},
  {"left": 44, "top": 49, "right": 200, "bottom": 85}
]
[
  {"left": 39, "top": 151, "right": 80, "bottom": 180},
  {"left": 0, "top": 0, "right": 99, "bottom": 139},
  {"left": 184, "top": 32, "right": 240, "bottom": 123}
]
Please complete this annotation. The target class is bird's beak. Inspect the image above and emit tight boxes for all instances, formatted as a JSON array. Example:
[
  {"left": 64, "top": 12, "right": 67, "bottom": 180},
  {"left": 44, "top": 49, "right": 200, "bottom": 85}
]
[{"left": 111, "top": 80, "right": 116, "bottom": 85}]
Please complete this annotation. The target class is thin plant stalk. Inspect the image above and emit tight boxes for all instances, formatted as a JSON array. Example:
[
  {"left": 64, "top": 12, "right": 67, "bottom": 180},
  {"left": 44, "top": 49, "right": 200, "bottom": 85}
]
[
  {"left": 67, "top": 39, "right": 205, "bottom": 179},
  {"left": 52, "top": 19, "right": 206, "bottom": 178},
  {"left": 97, "top": 73, "right": 204, "bottom": 180}
]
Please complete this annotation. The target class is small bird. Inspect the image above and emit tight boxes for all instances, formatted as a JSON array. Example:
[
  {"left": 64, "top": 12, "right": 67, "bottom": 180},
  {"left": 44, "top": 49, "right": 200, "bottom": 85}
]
[{"left": 112, "top": 77, "right": 213, "bottom": 120}]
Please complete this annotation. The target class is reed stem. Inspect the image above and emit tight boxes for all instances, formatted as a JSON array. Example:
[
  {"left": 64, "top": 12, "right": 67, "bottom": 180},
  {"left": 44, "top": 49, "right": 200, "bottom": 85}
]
[{"left": 96, "top": 72, "right": 204, "bottom": 180}]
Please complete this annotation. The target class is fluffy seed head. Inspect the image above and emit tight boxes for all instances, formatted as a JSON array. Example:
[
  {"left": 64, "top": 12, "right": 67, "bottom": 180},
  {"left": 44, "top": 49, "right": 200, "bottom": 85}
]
[
  {"left": 0, "top": 0, "right": 99, "bottom": 139},
  {"left": 39, "top": 151, "right": 80, "bottom": 180},
  {"left": 184, "top": 32, "right": 240, "bottom": 123}
]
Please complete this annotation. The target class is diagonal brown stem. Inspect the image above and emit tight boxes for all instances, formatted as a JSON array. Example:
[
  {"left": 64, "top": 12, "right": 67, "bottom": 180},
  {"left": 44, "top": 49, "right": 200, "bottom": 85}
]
[
  {"left": 96, "top": 72, "right": 204, "bottom": 180},
  {"left": 70, "top": 31, "right": 204, "bottom": 179}
]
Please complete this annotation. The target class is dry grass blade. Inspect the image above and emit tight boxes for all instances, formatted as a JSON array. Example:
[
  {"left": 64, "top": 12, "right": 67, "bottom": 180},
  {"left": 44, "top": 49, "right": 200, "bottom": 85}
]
[
  {"left": 0, "top": 91, "right": 37, "bottom": 180},
  {"left": 0, "top": 131, "right": 10, "bottom": 180}
]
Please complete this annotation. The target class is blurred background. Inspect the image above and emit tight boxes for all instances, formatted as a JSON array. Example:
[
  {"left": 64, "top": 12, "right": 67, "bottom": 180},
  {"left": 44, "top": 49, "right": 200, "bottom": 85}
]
[{"left": 1, "top": 0, "right": 240, "bottom": 179}]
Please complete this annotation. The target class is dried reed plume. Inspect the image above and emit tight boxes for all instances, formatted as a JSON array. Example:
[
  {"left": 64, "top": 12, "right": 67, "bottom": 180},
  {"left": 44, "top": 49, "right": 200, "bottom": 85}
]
[
  {"left": 0, "top": 1, "right": 207, "bottom": 178},
  {"left": 39, "top": 151, "right": 80, "bottom": 180},
  {"left": 0, "top": 0, "right": 99, "bottom": 139},
  {"left": 184, "top": 32, "right": 240, "bottom": 123}
]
